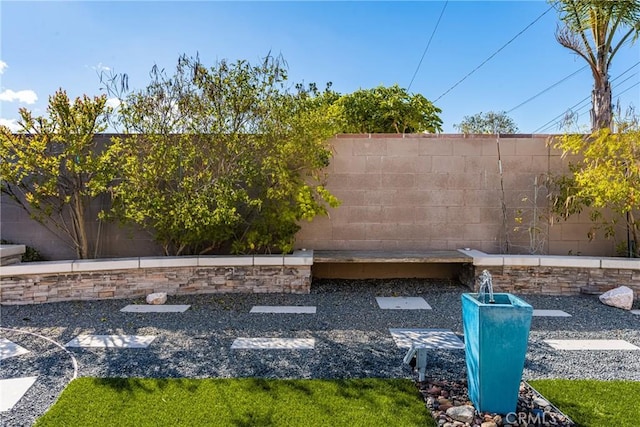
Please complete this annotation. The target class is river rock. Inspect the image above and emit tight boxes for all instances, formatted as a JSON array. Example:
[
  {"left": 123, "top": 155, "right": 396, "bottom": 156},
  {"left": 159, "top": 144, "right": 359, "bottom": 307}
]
[
  {"left": 146, "top": 292, "right": 167, "bottom": 305},
  {"left": 481, "top": 422, "right": 497, "bottom": 427},
  {"left": 599, "top": 286, "right": 634, "bottom": 310},
  {"left": 446, "top": 405, "right": 475, "bottom": 423}
]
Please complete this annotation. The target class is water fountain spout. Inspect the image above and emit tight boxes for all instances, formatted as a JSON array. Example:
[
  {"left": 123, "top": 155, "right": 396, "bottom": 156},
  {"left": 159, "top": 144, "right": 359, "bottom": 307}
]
[{"left": 478, "top": 270, "right": 495, "bottom": 304}]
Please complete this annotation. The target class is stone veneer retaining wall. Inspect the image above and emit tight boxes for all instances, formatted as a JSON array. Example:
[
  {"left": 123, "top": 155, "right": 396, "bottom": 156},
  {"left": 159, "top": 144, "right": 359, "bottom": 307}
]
[
  {"left": 2, "top": 249, "right": 638, "bottom": 304},
  {"left": 0, "top": 251, "right": 312, "bottom": 305},
  {"left": 460, "top": 250, "right": 640, "bottom": 299}
]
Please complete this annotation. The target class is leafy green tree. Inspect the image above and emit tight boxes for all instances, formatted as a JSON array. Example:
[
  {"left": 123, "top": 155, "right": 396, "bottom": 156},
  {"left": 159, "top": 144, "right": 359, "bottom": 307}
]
[
  {"left": 0, "top": 90, "right": 113, "bottom": 258},
  {"left": 332, "top": 84, "right": 442, "bottom": 134},
  {"left": 99, "top": 54, "right": 339, "bottom": 255},
  {"left": 551, "top": 0, "right": 640, "bottom": 131},
  {"left": 549, "top": 123, "right": 640, "bottom": 256},
  {"left": 454, "top": 111, "right": 519, "bottom": 134}
]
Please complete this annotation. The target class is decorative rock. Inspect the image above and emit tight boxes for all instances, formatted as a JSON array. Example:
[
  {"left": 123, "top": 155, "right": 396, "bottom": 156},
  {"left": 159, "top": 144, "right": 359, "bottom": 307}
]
[
  {"left": 533, "top": 397, "right": 550, "bottom": 407},
  {"left": 146, "top": 292, "right": 167, "bottom": 305},
  {"left": 599, "top": 286, "right": 634, "bottom": 310},
  {"left": 446, "top": 405, "right": 475, "bottom": 424},
  {"left": 481, "top": 422, "right": 497, "bottom": 427},
  {"left": 428, "top": 386, "right": 442, "bottom": 395}
]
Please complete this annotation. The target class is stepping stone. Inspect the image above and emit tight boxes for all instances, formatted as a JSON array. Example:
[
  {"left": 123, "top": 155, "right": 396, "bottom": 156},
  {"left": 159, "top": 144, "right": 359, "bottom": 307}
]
[
  {"left": 544, "top": 339, "right": 640, "bottom": 351},
  {"left": 230, "top": 338, "right": 315, "bottom": 350},
  {"left": 631, "top": 310, "right": 640, "bottom": 315},
  {"left": 0, "top": 338, "right": 29, "bottom": 361},
  {"left": 376, "top": 297, "right": 432, "bottom": 310},
  {"left": 389, "top": 328, "right": 464, "bottom": 349},
  {"left": 533, "top": 309, "right": 571, "bottom": 317},
  {"left": 0, "top": 377, "right": 37, "bottom": 412},
  {"left": 65, "top": 335, "right": 156, "bottom": 348},
  {"left": 250, "top": 306, "right": 316, "bottom": 314},
  {"left": 120, "top": 304, "right": 190, "bottom": 313}
]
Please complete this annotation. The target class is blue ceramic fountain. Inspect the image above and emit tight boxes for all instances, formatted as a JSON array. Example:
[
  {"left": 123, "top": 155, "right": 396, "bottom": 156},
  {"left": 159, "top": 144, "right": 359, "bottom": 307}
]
[{"left": 462, "top": 270, "right": 533, "bottom": 414}]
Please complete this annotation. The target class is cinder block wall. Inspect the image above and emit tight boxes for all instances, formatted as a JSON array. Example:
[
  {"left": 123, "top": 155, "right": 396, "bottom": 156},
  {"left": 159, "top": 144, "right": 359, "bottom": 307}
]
[
  {"left": 0, "top": 134, "right": 618, "bottom": 259},
  {"left": 296, "top": 134, "right": 615, "bottom": 256}
]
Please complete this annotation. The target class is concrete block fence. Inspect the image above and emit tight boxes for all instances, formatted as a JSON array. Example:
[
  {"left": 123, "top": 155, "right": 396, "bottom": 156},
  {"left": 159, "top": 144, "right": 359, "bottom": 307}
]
[
  {"left": 0, "top": 251, "right": 313, "bottom": 305},
  {"left": 0, "top": 134, "right": 622, "bottom": 261}
]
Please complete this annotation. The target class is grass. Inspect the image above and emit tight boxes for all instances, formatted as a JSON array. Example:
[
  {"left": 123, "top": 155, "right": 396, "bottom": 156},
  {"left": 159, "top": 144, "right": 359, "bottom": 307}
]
[
  {"left": 34, "top": 377, "right": 435, "bottom": 427},
  {"left": 529, "top": 379, "right": 640, "bottom": 427}
]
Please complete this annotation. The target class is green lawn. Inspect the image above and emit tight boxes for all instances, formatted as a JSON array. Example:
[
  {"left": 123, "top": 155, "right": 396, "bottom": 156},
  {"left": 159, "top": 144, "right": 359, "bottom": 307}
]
[
  {"left": 35, "top": 378, "right": 435, "bottom": 427},
  {"left": 528, "top": 379, "right": 640, "bottom": 427}
]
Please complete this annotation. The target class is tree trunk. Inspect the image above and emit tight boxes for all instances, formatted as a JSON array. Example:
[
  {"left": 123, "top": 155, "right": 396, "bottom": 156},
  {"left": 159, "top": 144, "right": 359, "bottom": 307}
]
[
  {"left": 591, "top": 76, "right": 612, "bottom": 131},
  {"left": 73, "top": 194, "right": 91, "bottom": 259}
]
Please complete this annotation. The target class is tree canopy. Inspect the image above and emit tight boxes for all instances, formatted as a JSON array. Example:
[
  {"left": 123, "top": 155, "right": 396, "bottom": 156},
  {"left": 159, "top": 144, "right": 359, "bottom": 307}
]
[
  {"left": 551, "top": 0, "right": 640, "bottom": 131},
  {"left": 332, "top": 84, "right": 442, "bottom": 134},
  {"left": 454, "top": 111, "right": 519, "bottom": 134},
  {"left": 97, "top": 54, "right": 339, "bottom": 255},
  {"left": 550, "top": 122, "right": 640, "bottom": 256},
  {"left": 0, "top": 90, "right": 113, "bottom": 258}
]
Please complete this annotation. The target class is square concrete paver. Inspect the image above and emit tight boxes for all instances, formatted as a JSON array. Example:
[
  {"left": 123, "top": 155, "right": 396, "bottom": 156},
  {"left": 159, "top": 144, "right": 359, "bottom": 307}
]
[
  {"left": 0, "top": 377, "right": 37, "bottom": 412},
  {"left": 230, "top": 338, "right": 315, "bottom": 350},
  {"left": 389, "top": 328, "right": 464, "bottom": 349},
  {"left": 65, "top": 335, "right": 156, "bottom": 348},
  {"left": 533, "top": 309, "right": 571, "bottom": 317},
  {"left": 250, "top": 306, "right": 316, "bottom": 314},
  {"left": 376, "top": 297, "right": 432, "bottom": 310},
  {"left": 0, "top": 338, "right": 29, "bottom": 361},
  {"left": 120, "top": 305, "right": 191, "bottom": 313},
  {"left": 544, "top": 339, "right": 640, "bottom": 350}
]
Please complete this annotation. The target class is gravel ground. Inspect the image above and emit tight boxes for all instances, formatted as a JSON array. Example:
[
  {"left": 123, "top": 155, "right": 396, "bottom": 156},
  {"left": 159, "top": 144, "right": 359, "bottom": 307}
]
[{"left": 1, "top": 278, "right": 639, "bottom": 426}]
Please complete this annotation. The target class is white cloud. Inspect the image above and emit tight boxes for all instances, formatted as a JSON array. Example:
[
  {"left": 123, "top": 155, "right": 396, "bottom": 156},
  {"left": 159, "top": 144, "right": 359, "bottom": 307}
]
[
  {"left": 92, "top": 62, "right": 111, "bottom": 72},
  {"left": 0, "top": 89, "right": 38, "bottom": 104},
  {"left": 0, "top": 118, "right": 21, "bottom": 132},
  {"left": 105, "top": 97, "right": 121, "bottom": 109},
  {"left": 0, "top": 60, "right": 7, "bottom": 74}
]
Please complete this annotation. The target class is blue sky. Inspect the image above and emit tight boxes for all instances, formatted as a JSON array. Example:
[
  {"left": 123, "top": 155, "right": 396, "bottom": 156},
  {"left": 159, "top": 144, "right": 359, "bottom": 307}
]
[{"left": 1, "top": 1, "right": 638, "bottom": 133}]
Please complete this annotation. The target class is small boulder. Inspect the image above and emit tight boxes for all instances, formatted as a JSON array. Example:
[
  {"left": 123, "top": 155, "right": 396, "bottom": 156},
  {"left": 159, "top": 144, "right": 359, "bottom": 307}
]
[
  {"left": 446, "top": 405, "right": 475, "bottom": 424},
  {"left": 599, "top": 286, "right": 634, "bottom": 310},
  {"left": 146, "top": 292, "right": 167, "bottom": 305},
  {"left": 533, "top": 396, "right": 550, "bottom": 407}
]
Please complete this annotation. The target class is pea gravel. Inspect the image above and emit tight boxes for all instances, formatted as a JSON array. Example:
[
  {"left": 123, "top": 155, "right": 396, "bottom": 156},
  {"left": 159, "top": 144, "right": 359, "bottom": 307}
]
[{"left": 1, "top": 279, "right": 639, "bottom": 426}]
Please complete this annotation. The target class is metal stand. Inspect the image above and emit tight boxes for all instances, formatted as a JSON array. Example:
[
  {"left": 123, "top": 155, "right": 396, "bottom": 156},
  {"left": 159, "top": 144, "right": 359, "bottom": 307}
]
[{"left": 403, "top": 343, "right": 428, "bottom": 381}]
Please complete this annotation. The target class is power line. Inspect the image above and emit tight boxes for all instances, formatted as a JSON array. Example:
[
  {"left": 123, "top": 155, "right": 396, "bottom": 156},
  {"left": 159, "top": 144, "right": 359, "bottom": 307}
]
[
  {"left": 532, "top": 61, "right": 640, "bottom": 133},
  {"left": 408, "top": 1, "right": 448, "bottom": 91},
  {"left": 506, "top": 65, "right": 588, "bottom": 114},
  {"left": 434, "top": 5, "right": 553, "bottom": 102},
  {"left": 510, "top": 39, "right": 637, "bottom": 115},
  {"left": 534, "top": 75, "right": 638, "bottom": 133}
]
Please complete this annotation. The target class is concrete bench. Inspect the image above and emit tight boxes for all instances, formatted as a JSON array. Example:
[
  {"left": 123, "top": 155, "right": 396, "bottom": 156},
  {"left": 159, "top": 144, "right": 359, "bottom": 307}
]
[{"left": 0, "top": 245, "right": 25, "bottom": 266}]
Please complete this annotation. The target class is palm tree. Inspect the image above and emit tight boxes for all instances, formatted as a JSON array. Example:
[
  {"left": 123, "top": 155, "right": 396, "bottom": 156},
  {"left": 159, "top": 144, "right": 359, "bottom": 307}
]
[{"left": 552, "top": 0, "right": 640, "bottom": 131}]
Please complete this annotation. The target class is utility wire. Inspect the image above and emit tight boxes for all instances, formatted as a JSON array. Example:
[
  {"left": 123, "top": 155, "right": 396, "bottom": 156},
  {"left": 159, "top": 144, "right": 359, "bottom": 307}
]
[
  {"left": 506, "top": 65, "right": 588, "bottom": 114},
  {"left": 532, "top": 61, "right": 640, "bottom": 133},
  {"left": 408, "top": 1, "right": 449, "bottom": 91},
  {"left": 510, "top": 39, "right": 636, "bottom": 115},
  {"left": 434, "top": 5, "right": 553, "bottom": 102},
  {"left": 534, "top": 75, "right": 638, "bottom": 133}
]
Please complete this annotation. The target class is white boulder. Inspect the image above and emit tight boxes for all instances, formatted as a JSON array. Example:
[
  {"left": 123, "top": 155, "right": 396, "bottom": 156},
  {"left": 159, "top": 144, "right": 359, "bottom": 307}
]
[
  {"left": 599, "top": 286, "right": 634, "bottom": 310},
  {"left": 146, "top": 292, "right": 167, "bottom": 305},
  {"left": 446, "top": 405, "right": 475, "bottom": 423}
]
